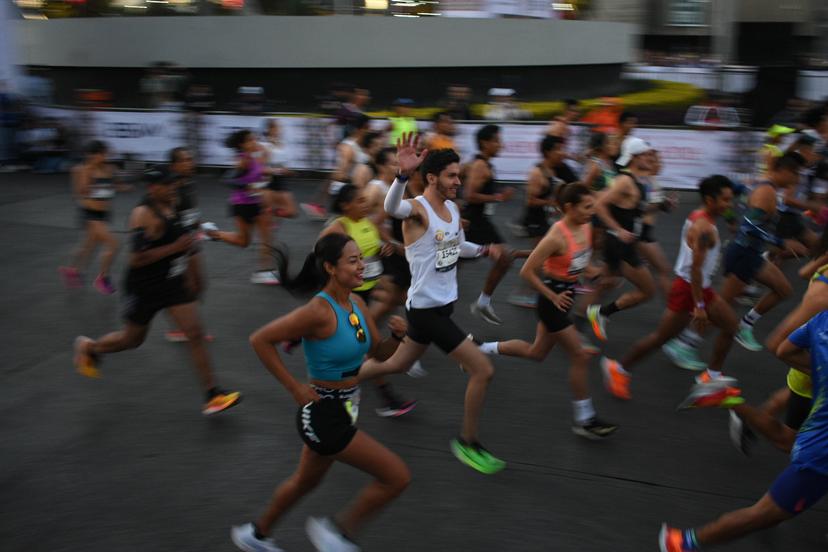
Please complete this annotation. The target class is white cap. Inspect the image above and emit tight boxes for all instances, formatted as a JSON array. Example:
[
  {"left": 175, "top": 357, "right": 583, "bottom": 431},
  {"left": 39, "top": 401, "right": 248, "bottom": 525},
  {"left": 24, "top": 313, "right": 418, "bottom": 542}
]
[
  {"left": 617, "top": 136, "right": 653, "bottom": 167},
  {"left": 488, "top": 88, "right": 515, "bottom": 97}
]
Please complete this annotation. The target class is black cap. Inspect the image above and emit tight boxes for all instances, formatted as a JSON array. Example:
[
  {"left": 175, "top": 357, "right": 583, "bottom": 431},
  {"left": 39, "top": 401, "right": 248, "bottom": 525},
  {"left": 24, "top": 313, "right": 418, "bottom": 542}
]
[{"left": 142, "top": 166, "right": 169, "bottom": 184}]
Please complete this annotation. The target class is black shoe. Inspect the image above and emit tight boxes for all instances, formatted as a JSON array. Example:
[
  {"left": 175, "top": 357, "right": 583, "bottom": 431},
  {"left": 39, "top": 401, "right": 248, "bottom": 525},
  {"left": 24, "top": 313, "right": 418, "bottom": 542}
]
[{"left": 572, "top": 418, "right": 618, "bottom": 440}]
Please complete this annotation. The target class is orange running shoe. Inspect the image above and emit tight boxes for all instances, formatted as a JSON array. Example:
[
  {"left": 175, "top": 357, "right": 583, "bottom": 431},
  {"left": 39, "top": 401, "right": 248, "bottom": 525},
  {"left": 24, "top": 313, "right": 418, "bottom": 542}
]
[
  {"left": 601, "top": 357, "right": 631, "bottom": 400},
  {"left": 74, "top": 336, "right": 101, "bottom": 378},
  {"left": 659, "top": 524, "right": 694, "bottom": 552},
  {"left": 586, "top": 304, "right": 608, "bottom": 341},
  {"left": 202, "top": 389, "right": 242, "bottom": 416}
]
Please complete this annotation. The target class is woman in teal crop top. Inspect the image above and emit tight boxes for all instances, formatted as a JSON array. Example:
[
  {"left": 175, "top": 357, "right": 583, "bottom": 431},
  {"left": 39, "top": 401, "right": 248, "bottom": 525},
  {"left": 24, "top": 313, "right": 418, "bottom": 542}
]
[{"left": 233, "top": 233, "right": 410, "bottom": 552}]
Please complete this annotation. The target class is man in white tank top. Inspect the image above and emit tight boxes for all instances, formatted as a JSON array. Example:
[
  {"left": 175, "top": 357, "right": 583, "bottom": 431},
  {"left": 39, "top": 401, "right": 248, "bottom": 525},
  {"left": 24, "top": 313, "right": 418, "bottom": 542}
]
[
  {"left": 600, "top": 176, "right": 742, "bottom": 402},
  {"left": 359, "top": 133, "right": 508, "bottom": 475}
]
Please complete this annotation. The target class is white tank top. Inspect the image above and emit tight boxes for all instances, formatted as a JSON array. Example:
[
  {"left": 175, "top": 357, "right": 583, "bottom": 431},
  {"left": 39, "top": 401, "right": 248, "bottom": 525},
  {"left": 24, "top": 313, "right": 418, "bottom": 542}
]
[
  {"left": 342, "top": 139, "right": 370, "bottom": 168},
  {"left": 405, "top": 196, "right": 462, "bottom": 309},
  {"left": 674, "top": 210, "right": 720, "bottom": 289}
]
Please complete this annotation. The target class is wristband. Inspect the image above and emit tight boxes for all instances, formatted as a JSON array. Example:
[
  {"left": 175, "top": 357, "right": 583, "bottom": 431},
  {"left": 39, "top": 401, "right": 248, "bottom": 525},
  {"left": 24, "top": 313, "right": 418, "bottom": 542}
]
[
  {"left": 696, "top": 301, "right": 706, "bottom": 310},
  {"left": 396, "top": 172, "right": 410, "bottom": 182}
]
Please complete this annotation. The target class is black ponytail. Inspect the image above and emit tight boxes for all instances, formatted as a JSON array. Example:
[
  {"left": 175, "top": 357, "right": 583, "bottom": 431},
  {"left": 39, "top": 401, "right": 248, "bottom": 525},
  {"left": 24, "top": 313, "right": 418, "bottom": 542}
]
[{"left": 273, "top": 234, "right": 355, "bottom": 296}]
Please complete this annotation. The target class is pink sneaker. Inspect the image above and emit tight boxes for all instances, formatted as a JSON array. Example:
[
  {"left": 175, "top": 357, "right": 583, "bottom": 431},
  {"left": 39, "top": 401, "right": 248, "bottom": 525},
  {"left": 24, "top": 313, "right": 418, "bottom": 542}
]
[
  {"left": 59, "top": 266, "right": 82, "bottom": 289},
  {"left": 94, "top": 275, "right": 116, "bottom": 295},
  {"left": 300, "top": 203, "right": 327, "bottom": 221}
]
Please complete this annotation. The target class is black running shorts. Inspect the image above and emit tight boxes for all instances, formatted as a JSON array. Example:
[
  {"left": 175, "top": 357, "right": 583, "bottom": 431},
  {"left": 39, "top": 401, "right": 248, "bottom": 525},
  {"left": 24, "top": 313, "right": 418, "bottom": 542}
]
[
  {"left": 122, "top": 279, "right": 196, "bottom": 326},
  {"left": 79, "top": 208, "right": 111, "bottom": 223},
  {"left": 537, "top": 279, "right": 575, "bottom": 333},
  {"left": 406, "top": 302, "right": 468, "bottom": 353},
  {"left": 776, "top": 211, "right": 806, "bottom": 241},
  {"left": 382, "top": 254, "right": 412, "bottom": 290},
  {"left": 464, "top": 216, "right": 504, "bottom": 245},
  {"left": 603, "top": 233, "right": 642, "bottom": 272},
  {"left": 229, "top": 203, "right": 262, "bottom": 225},
  {"left": 785, "top": 391, "right": 814, "bottom": 431},
  {"left": 723, "top": 242, "right": 765, "bottom": 284},
  {"left": 296, "top": 385, "right": 360, "bottom": 456}
]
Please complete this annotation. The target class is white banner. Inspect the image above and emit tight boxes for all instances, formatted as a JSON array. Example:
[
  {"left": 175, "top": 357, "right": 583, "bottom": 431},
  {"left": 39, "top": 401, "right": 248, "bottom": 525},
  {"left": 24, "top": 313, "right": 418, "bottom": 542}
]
[{"left": 92, "top": 111, "right": 184, "bottom": 162}]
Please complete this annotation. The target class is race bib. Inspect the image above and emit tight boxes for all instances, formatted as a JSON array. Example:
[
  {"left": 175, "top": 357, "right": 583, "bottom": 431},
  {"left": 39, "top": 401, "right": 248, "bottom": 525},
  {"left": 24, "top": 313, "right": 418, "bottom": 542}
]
[
  {"left": 436, "top": 237, "right": 460, "bottom": 272},
  {"left": 569, "top": 248, "right": 591, "bottom": 276},
  {"left": 89, "top": 188, "right": 115, "bottom": 199},
  {"left": 168, "top": 255, "right": 188, "bottom": 278},
  {"left": 484, "top": 203, "right": 497, "bottom": 217},
  {"left": 363, "top": 256, "right": 383, "bottom": 280},
  {"left": 181, "top": 208, "right": 200, "bottom": 229}
]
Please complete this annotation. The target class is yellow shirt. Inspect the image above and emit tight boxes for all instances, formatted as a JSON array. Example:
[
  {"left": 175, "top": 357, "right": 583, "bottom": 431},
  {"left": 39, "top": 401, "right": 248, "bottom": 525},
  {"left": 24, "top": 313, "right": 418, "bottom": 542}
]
[
  {"left": 787, "top": 368, "right": 813, "bottom": 399},
  {"left": 338, "top": 216, "right": 382, "bottom": 291}
]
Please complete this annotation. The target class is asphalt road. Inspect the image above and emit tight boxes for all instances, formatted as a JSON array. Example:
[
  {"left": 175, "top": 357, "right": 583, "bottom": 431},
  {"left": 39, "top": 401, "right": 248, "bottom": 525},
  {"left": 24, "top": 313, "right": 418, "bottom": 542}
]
[{"left": 1, "top": 173, "right": 825, "bottom": 551}]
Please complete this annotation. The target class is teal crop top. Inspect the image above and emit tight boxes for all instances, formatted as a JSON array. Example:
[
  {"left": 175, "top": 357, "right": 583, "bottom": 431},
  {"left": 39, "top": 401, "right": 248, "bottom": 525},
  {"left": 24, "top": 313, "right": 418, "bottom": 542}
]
[{"left": 302, "top": 291, "right": 371, "bottom": 381}]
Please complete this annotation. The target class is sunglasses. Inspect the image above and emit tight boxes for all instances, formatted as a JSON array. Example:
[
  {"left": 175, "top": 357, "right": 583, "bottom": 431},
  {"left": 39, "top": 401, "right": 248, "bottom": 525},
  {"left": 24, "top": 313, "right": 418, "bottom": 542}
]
[{"left": 348, "top": 311, "right": 366, "bottom": 343}]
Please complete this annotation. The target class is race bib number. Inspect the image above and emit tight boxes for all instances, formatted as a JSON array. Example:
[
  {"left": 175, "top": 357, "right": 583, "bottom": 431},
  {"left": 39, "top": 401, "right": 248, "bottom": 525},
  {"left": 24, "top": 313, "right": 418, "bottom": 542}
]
[
  {"left": 436, "top": 237, "right": 460, "bottom": 272},
  {"left": 363, "top": 256, "right": 383, "bottom": 280},
  {"left": 484, "top": 203, "right": 497, "bottom": 217},
  {"left": 569, "top": 248, "right": 591, "bottom": 276},
  {"left": 168, "top": 255, "right": 188, "bottom": 278}
]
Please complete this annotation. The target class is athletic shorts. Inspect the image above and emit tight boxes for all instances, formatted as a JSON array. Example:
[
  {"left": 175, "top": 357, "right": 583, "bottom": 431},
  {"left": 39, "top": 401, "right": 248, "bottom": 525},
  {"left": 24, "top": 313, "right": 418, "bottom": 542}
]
[
  {"left": 80, "top": 208, "right": 111, "bottom": 223},
  {"left": 464, "top": 216, "right": 504, "bottom": 245},
  {"left": 639, "top": 223, "right": 657, "bottom": 243},
  {"left": 382, "top": 254, "right": 412, "bottom": 290},
  {"left": 776, "top": 211, "right": 806, "bottom": 241},
  {"left": 122, "top": 279, "right": 196, "bottom": 326},
  {"left": 406, "top": 302, "right": 467, "bottom": 353},
  {"left": 268, "top": 174, "right": 288, "bottom": 192},
  {"left": 666, "top": 277, "right": 717, "bottom": 313},
  {"left": 537, "top": 279, "right": 575, "bottom": 333},
  {"left": 723, "top": 242, "right": 765, "bottom": 284},
  {"left": 785, "top": 391, "right": 813, "bottom": 431},
  {"left": 603, "top": 233, "right": 642, "bottom": 272},
  {"left": 769, "top": 463, "right": 828, "bottom": 515},
  {"left": 296, "top": 385, "right": 360, "bottom": 456},
  {"left": 229, "top": 202, "right": 261, "bottom": 224}
]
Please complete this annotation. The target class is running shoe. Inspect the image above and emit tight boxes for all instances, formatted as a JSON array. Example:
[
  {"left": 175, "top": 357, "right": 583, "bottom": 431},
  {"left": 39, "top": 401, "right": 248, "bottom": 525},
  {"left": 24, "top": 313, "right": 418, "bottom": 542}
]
[
  {"left": 728, "top": 410, "right": 756, "bottom": 456},
  {"left": 586, "top": 304, "right": 608, "bottom": 341},
  {"left": 202, "top": 388, "right": 242, "bottom": 416},
  {"left": 694, "top": 371, "right": 738, "bottom": 386},
  {"left": 231, "top": 523, "right": 284, "bottom": 552},
  {"left": 601, "top": 357, "right": 631, "bottom": 400},
  {"left": 59, "top": 266, "right": 82, "bottom": 288},
  {"left": 406, "top": 360, "right": 428, "bottom": 378},
  {"left": 507, "top": 292, "right": 537, "bottom": 308},
  {"left": 94, "top": 274, "right": 116, "bottom": 295},
  {"left": 658, "top": 524, "right": 694, "bottom": 552},
  {"left": 450, "top": 438, "right": 506, "bottom": 474},
  {"left": 470, "top": 302, "right": 503, "bottom": 325},
  {"left": 300, "top": 203, "right": 328, "bottom": 222},
  {"left": 677, "top": 381, "right": 744, "bottom": 411},
  {"left": 735, "top": 325, "right": 762, "bottom": 352},
  {"left": 164, "top": 330, "right": 215, "bottom": 343},
  {"left": 306, "top": 517, "right": 360, "bottom": 552},
  {"left": 375, "top": 384, "right": 417, "bottom": 417},
  {"left": 251, "top": 270, "right": 280, "bottom": 285},
  {"left": 572, "top": 418, "right": 618, "bottom": 440},
  {"left": 662, "top": 339, "right": 707, "bottom": 371},
  {"left": 74, "top": 336, "right": 101, "bottom": 378},
  {"left": 580, "top": 335, "right": 600, "bottom": 355}
]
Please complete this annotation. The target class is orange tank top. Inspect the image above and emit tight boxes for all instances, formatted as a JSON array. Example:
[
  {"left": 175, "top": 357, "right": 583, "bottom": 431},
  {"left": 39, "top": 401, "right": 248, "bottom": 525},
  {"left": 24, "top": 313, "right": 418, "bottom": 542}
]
[{"left": 543, "top": 221, "right": 592, "bottom": 282}]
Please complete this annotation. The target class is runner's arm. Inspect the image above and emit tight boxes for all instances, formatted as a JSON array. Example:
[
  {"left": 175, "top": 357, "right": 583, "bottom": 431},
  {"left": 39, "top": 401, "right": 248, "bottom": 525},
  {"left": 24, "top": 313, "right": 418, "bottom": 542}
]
[
  {"left": 526, "top": 168, "right": 554, "bottom": 207},
  {"left": 687, "top": 221, "right": 710, "bottom": 307},
  {"left": 777, "top": 331, "right": 813, "bottom": 374},
  {"left": 384, "top": 177, "right": 415, "bottom": 219}
]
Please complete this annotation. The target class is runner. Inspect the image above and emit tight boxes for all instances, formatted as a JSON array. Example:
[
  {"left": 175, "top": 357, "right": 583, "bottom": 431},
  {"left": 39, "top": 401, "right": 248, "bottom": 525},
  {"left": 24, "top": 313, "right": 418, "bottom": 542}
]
[
  {"left": 756, "top": 124, "right": 794, "bottom": 180},
  {"left": 359, "top": 134, "right": 507, "bottom": 474},
  {"left": 638, "top": 149, "right": 678, "bottom": 297},
  {"left": 260, "top": 119, "right": 297, "bottom": 221},
  {"left": 477, "top": 183, "right": 617, "bottom": 439},
  {"left": 321, "top": 184, "right": 417, "bottom": 417},
  {"left": 776, "top": 135, "right": 822, "bottom": 254},
  {"left": 585, "top": 137, "right": 657, "bottom": 341},
  {"left": 231, "top": 233, "right": 410, "bottom": 552},
  {"left": 580, "top": 131, "right": 617, "bottom": 193},
  {"left": 59, "top": 140, "right": 121, "bottom": 295},
  {"left": 660, "top": 310, "right": 828, "bottom": 552},
  {"left": 546, "top": 99, "right": 579, "bottom": 139},
  {"left": 72, "top": 167, "right": 241, "bottom": 416},
  {"left": 424, "top": 111, "right": 456, "bottom": 151},
  {"left": 464, "top": 124, "right": 518, "bottom": 325},
  {"left": 600, "top": 176, "right": 740, "bottom": 400},
  {"left": 202, "top": 129, "right": 280, "bottom": 285}
]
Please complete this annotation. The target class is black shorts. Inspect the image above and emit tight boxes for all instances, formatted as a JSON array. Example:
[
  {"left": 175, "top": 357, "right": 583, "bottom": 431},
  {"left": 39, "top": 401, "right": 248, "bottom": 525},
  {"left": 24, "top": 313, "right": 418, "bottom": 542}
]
[
  {"left": 639, "top": 223, "right": 657, "bottom": 243},
  {"left": 464, "top": 216, "right": 504, "bottom": 245},
  {"left": 80, "top": 208, "right": 111, "bottom": 223},
  {"left": 723, "top": 242, "right": 766, "bottom": 284},
  {"left": 122, "top": 279, "right": 196, "bottom": 326},
  {"left": 406, "top": 302, "right": 467, "bottom": 353},
  {"left": 785, "top": 391, "right": 814, "bottom": 431},
  {"left": 382, "top": 254, "right": 412, "bottom": 290},
  {"left": 229, "top": 203, "right": 262, "bottom": 224},
  {"left": 603, "top": 233, "right": 642, "bottom": 272},
  {"left": 776, "top": 211, "right": 806, "bottom": 240},
  {"left": 268, "top": 174, "right": 289, "bottom": 192},
  {"left": 296, "top": 385, "right": 360, "bottom": 456},
  {"left": 537, "top": 279, "right": 575, "bottom": 333}
]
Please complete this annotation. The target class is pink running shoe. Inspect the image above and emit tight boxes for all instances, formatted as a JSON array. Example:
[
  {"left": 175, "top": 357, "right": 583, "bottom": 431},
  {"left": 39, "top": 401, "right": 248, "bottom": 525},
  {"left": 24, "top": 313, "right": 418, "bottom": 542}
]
[
  {"left": 94, "top": 274, "right": 116, "bottom": 295},
  {"left": 59, "top": 266, "right": 83, "bottom": 289}
]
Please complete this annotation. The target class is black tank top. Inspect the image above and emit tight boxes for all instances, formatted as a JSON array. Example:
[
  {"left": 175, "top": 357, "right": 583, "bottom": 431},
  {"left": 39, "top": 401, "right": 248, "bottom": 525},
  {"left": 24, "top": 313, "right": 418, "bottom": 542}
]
[
  {"left": 125, "top": 199, "right": 189, "bottom": 293},
  {"left": 523, "top": 163, "right": 558, "bottom": 227},
  {"left": 175, "top": 180, "right": 200, "bottom": 233},
  {"left": 608, "top": 171, "right": 648, "bottom": 234},
  {"left": 463, "top": 154, "right": 497, "bottom": 220}
]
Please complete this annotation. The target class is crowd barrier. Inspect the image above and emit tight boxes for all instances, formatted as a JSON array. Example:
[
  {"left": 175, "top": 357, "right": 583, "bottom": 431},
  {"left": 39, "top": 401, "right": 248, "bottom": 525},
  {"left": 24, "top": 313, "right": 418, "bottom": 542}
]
[{"left": 33, "top": 105, "right": 766, "bottom": 189}]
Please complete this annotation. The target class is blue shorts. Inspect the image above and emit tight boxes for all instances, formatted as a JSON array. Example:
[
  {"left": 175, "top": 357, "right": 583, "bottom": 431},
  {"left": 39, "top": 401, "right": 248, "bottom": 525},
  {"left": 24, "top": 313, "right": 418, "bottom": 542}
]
[
  {"left": 768, "top": 463, "right": 828, "bottom": 515},
  {"left": 723, "top": 242, "right": 765, "bottom": 284}
]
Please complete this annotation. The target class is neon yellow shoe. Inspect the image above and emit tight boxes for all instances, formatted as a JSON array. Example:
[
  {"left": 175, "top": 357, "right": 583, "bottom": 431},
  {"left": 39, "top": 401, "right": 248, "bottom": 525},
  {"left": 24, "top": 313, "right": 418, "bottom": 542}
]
[{"left": 450, "top": 438, "right": 506, "bottom": 474}]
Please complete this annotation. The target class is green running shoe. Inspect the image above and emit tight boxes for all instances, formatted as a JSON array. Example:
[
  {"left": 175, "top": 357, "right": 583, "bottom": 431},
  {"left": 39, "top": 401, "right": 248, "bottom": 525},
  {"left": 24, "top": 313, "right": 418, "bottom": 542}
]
[
  {"left": 662, "top": 339, "right": 707, "bottom": 371},
  {"left": 450, "top": 438, "right": 505, "bottom": 474},
  {"left": 735, "top": 325, "right": 763, "bottom": 352}
]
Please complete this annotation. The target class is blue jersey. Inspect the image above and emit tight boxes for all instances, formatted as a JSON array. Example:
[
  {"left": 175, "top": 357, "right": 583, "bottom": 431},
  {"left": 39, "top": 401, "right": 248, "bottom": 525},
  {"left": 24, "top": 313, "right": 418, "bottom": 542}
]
[{"left": 788, "top": 311, "right": 828, "bottom": 474}]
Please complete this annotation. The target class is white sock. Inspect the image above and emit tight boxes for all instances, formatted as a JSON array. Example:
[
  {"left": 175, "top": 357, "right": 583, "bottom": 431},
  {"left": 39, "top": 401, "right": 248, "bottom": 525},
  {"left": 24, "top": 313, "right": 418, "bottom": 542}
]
[
  {"left": 707, "top": 369, "right": 722, "bottom": 379},
  {"left": 479, "top": 341, "right": 499, "bottom": 355},
  {"left": 742, "top": 308, "right": 761, "bottom": 327},
  {"left": 477, "top": 293, "right": 492, "bottom": 307},
  {"left": 678, "top": 328, "right": 702, "bottom": 348},
  {"left": 573, "top": 398, "right": 596, "bottom": 425}
]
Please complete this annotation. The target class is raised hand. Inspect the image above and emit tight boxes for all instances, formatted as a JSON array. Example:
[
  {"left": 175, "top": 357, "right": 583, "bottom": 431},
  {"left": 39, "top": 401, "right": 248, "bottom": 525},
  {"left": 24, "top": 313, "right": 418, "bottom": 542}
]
[{"left": 396, "top": 132, "right": 428, "bottom": 178}]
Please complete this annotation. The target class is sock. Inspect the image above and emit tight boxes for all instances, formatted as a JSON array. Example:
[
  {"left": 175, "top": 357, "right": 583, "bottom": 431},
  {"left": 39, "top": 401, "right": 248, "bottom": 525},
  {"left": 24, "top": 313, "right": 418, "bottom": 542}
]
[
  {"left": 599, "top": 301, "right": 620, "bottom": 317},
  {"left": 479, "top": 341, "right": 500, "bottom": 355},
  {"left": 477, "top": 292, "right": 492, "bottom": 307},
  {"left": 678, "top": 328, "right": 702, "bottom": 348},
  {"left": 252, "top": 522, "right": 268, "bottom": 541},
  {"left": 741, "top": 308, "right": 761, "bottom": 327},
  {"left": 572, "top": 398, "right": 596, "bottom": 425},
  {"left": 682, "top": 529, "right": 700, "bottom": 550},
  {"left": 707, "top": 369, "right": 722, "bottom": 379}
]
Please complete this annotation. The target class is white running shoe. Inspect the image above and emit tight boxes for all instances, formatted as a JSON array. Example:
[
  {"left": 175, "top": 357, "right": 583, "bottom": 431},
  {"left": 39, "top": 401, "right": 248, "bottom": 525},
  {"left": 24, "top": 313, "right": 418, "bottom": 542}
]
[
  {"left": 251, "top": 270, "right": 281, "bottom": 285},
  {"left": 406, "top": 360, "right": 428, "bottom": 378},
  {"left": 470, "top": 302, "right": 503, "bottom": 325},
  {"left": 231, "top": 523, "right": 284, "bottom": 552},
  {"left": 306, "top": 517, "right": 360, "bottom": 552}
]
